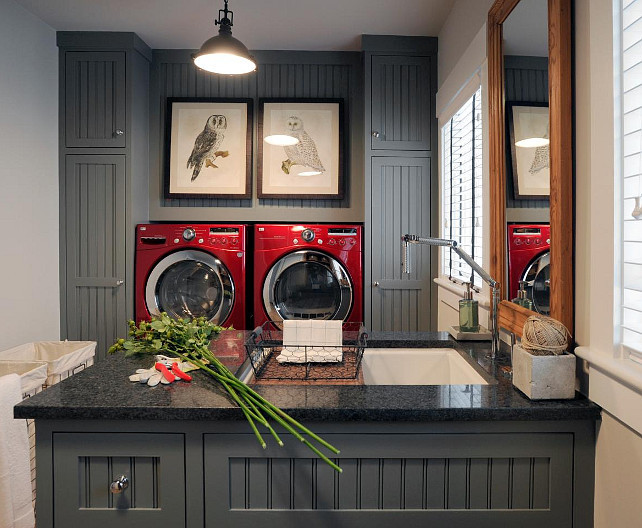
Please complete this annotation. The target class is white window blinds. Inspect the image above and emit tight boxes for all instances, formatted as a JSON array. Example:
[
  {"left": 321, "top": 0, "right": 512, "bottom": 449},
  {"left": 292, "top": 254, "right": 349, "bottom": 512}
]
[
  {"left": 441, "top": 87, "right": 483, "bottom": 288},
  {"left": 621, "top": 0, "right": 642, "bottom": 361}
]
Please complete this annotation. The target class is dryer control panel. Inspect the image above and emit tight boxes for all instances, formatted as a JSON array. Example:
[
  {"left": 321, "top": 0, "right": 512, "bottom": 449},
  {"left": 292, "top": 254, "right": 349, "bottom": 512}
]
[
  {"left": 137, "top": 224, "right": 246, "bottom": 251},
  {"left": 254, "top": 224, "right": 362, "bottom": 252}
]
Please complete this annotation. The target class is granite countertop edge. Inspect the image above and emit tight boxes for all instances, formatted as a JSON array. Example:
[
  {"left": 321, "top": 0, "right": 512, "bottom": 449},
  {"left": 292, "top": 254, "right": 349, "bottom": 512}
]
[{"left": 14, "top": 331, "right": 601, "bottom": 422}]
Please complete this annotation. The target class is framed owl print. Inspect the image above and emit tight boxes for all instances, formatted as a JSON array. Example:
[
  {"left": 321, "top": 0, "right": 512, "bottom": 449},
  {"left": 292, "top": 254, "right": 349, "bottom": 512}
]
[
  {"left": 258, "top": 99, "right": 344, "bottom": 199},
  {"left": 165, "top": 98, "right": 252, "bottom": 199}
]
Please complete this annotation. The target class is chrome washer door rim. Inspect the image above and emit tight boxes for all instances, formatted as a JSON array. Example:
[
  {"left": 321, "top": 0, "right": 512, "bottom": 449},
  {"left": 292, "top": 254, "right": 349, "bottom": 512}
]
[
  {"left": 145, "top": 249, "right": 234, "bottom": 324},
  {"left": 263, "top": 250, "right": 353, "bottom": 328}
]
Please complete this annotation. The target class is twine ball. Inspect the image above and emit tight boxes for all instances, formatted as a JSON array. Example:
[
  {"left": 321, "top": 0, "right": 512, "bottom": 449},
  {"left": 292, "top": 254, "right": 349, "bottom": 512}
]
[{"left": 521, "top": 315, "right": 570, "bottom": 356}]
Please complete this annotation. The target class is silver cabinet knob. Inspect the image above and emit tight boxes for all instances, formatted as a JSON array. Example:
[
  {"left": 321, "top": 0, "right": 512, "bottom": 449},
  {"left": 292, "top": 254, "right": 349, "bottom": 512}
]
[
  {"left": 373, "top": 281, "right": 380, "bottom": 287},
  {"left": 110, "top": 475, "right": 129, "bottom": 494},
  {"left": 115, "top": 279, "right": 124, "bottom": 286},
  {"left": 372, "top": 131, "right": 380, "bottom": 138},
  {"left": 115, "top": 129, "right": 124, "bottom": 136}
]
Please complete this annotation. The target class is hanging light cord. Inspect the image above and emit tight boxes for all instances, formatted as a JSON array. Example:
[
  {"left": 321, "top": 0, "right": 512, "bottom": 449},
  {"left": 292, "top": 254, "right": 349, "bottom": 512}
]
[{"left": 216, "top": 0, "right": 233, "bottom": 28}]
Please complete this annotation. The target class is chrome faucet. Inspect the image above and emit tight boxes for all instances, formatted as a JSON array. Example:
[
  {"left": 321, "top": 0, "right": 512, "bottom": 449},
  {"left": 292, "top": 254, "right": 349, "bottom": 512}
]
[{"left": 401, "top": 234, "right": 501, "bottom": 359}]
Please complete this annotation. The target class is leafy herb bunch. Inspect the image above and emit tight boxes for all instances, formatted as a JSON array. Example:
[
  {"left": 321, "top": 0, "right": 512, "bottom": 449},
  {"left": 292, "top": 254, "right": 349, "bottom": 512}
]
[{"left": 110, "top": 313, "right": 341, "bottom": 472}]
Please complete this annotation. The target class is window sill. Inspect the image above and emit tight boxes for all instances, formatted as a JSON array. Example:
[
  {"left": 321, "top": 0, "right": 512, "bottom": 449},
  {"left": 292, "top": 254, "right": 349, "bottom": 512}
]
[
  {"left": 434, "top": 276, "right": 490, "bottom": 309},
  {"left": 575, "top": 346, "right": 642, "bottom": 435}
]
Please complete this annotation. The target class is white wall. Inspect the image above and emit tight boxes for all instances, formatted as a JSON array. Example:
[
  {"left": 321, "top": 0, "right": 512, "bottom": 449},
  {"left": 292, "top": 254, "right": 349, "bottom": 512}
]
[
  {"left": 0, "top": 0, "right": 59, "bottom": 350},
  {"left": 437, "top": 0, "right": 495, "bottom": 89}
]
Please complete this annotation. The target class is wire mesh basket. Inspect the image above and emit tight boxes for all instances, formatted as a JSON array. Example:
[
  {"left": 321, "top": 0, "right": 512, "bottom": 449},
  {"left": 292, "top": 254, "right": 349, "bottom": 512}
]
[{"left": 244, "top": 322, "right": 368, "bottom": 381}]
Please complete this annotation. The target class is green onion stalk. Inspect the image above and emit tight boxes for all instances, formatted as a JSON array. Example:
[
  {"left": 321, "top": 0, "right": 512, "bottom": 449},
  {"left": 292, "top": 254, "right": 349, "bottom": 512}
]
[{"left": 109, "top": 314, "right": 341, "bottom": 472}]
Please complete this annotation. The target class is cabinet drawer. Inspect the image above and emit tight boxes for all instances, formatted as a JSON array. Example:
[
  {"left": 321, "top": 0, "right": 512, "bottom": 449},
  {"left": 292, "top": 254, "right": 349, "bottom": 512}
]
[
  {"left": 64, "top": 51, "right": 126, "bottom": 148},
  {"left": 53, "top": 432, "right": 185, "bottom": 528}
]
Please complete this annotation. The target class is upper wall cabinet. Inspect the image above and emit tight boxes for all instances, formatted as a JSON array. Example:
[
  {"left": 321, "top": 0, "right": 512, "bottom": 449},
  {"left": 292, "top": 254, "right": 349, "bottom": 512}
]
[
  {"left": 370, "top": 55, "right": 432, "bottom": 151},
  {"left": 64, "top": 51, "right": 127, "bottom": 148}
]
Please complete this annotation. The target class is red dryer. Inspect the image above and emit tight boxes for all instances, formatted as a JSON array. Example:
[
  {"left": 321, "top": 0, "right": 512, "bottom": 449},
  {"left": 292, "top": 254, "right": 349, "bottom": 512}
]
[
  {"left": 135, "top": 224, "right": 247, "bottom": 329},
  {"left": 253, "top": 224, "right": 363, "bottom": 329},
  {"left": 507, "top": 223, "right": 550, "bottom": 315}
]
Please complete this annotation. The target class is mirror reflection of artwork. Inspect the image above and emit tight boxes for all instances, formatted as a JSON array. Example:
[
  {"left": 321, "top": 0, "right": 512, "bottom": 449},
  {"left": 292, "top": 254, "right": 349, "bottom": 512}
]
[
  {"left": 259, "top": 99, "right": 343, "bottom": 199},
  {"left": 165, "top": 99, "right": 252, "bottom": 199},
  {"left": 508, "top": 103, "right": 550, "bottom": 199}
]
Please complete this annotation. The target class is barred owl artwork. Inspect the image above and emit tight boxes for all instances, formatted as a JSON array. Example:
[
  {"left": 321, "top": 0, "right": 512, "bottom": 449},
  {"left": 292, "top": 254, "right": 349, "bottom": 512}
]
[
  {"left": 186, "top": 114, "right": 228, "bottom": 181},
  {"left": 281, "top": 116, "right": 325, "bottom": 175}
]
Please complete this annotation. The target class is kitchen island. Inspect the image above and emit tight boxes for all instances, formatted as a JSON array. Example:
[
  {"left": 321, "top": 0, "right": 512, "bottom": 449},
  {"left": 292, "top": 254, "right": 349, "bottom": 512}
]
[{"left": 16, "top": 332, "right": 599, "bottom": 528}]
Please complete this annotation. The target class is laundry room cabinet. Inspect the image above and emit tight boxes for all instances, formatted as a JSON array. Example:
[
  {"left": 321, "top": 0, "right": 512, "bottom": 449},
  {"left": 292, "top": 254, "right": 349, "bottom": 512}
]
[
  {"left": 58, "top": 32, "right": 151, "bottom": 359},
  {"left": 363, "top": 36, "right": 438, "bottom": 332}
]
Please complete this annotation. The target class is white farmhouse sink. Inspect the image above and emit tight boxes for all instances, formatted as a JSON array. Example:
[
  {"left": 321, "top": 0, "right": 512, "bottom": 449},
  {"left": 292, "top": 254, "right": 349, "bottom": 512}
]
[{"left": 361, "top": 348, "right": 489, "bottom": 385}]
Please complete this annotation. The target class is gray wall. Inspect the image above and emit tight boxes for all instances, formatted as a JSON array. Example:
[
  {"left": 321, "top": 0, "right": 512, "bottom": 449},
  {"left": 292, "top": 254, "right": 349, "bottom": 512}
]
[
  {"left": 0, "top": 0, "right": 59, "bottom": 349},
  {"left": 504, "top": 55, "right": 550, "bottom": 217},
  {"left": 148, "top": 50, "right": 364, "bottom": 222}
]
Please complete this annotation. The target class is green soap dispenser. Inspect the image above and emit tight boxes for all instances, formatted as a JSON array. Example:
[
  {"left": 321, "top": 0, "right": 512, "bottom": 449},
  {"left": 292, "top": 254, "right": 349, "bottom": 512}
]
[
  {"left": 459, "top": 282, "right": 480, "bottom": 332},
  {"left": 512, "top": 281, "right": 534, "bottom": 310}
]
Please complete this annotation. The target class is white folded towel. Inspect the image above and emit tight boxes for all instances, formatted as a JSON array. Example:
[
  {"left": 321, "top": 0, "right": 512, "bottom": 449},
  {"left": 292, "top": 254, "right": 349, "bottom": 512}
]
[
  {"left": 277, "top": 320, "right": 343, "bottom": 363},
  {"left": 0, "top": 374, "right": 35, "bottom": 528}
]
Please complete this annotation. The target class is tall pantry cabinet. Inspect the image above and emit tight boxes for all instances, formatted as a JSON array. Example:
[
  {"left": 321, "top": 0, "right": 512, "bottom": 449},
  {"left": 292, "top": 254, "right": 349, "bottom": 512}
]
[
  {"left": 363, "top": 36, "right": 438, "bottom": 332},
  {"left": 58, "top": 32, "right": 151, "bottom": 359}
]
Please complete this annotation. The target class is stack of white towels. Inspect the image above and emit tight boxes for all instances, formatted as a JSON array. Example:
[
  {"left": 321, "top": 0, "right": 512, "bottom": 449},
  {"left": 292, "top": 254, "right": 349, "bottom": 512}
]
[
  {"left": 277, "top": 320, "right": 343, "bottom": 363},
  {"left": 0, "top": 374, "right": 35, "bottom": 528}
]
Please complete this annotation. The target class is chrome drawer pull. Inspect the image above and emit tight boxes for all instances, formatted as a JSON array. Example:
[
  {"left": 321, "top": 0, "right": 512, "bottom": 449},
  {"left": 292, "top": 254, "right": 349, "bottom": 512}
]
[{"left": 110, "top": 475, "right": 129, "bottom": 494}]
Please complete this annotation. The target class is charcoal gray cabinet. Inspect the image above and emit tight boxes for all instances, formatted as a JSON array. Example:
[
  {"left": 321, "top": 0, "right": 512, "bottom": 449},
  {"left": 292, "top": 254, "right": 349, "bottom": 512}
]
[
  {"left": 370, "top": 55, "right": 432, "bottom": 151},
  {"left": 52, "top": 433, "right": 185, "bottom": 527},
  {"left": 363, "top": 36, "right": 438, "bottom": 332},
  {"left": 58, "top": 33, "right": 151, "bottom": 358},
  {"left": 370, "top": 156, "right": 432, "bottom": 331},
  {"left": 34, "top": 419, "right": 595, "bottom": 528},
  {"left": 64, "top": 51, "right": 127, "bottom": 148}
]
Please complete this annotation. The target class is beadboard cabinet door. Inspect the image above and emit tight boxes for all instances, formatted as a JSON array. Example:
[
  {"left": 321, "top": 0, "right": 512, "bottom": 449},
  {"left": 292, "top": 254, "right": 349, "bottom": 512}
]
[
  {"left": 370, "top": 156, "right": 432, "bottom": 331},
  {"left": 62, "top": 155, "right": 127, "bottom": 355},
  {"left": 64, "top": 51, "right": 127, "bottom": 148},
  {"left": 203, "top": 431, "right": 573, "bottom": 528},
  {"left": 52, "top": 433, "right": 185, "bottom": 528},
  {"left": 370, "top": 55, "right": 432, "bottom": 151}
]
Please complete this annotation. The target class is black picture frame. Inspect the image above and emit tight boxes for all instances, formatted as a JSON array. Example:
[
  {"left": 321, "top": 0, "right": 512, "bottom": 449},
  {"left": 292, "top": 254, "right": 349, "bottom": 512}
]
[
  {"left": 506, "top": 101, "right": 550, "bottom": 200},
  {"left": 164, "top": 97, "right": 253, "bottom": 200},
  {"left": 258, "top": 98, "right": 345, "bottom": 200}
]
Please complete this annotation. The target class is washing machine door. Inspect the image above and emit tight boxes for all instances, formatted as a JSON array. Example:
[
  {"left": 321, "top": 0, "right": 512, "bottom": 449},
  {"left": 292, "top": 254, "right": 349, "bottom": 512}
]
[
  {"left": 263, "top": 250, "right": 353, "bottom": 328},
  {"left": 522, "top": 251, "right": 550, "bottom": 316},
  {"left": 145, "top": 250, "right": 234, "bottom": 324}
]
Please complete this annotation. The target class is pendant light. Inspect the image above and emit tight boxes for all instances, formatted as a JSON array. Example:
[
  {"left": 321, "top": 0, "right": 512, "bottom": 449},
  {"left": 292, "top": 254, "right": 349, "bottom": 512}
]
[{"left": 192, "top": 0, "right": 256, "bottom": 75}]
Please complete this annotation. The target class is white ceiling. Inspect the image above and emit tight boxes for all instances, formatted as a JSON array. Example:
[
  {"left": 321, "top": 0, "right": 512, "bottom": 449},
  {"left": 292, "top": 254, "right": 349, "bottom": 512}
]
[
  {"left": 503, "top": 0, "right": 548, "bottom": 57},
  {"left": 14, "top": 0, "right": 457, "bottom": 51}
]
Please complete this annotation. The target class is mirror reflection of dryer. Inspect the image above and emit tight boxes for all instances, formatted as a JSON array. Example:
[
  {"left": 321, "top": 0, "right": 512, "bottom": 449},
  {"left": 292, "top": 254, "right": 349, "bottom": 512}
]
[
  {"left": 254, "top": 224, "right": 363, "bottom": 329},
  {"left": 507, "top": 224, "right": 550, "bottom": 315},
  {"left": 135, "top": 224, "right": 247, "bottom": 328}
]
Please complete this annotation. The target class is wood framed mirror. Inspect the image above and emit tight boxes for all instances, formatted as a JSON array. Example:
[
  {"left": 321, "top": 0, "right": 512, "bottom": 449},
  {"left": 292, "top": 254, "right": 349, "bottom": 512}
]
[{"left": 488, "top": 0, "right": 573, "bottom": 338}]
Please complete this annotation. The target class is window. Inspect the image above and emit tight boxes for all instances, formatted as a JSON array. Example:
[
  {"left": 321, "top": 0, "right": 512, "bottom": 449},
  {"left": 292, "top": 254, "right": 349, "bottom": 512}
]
[
  {"left": 441, "top": 87, "right": 483, "bottom": 288},
  {"left": 619, "top": 0, "right": 642, "bottom": 363}
]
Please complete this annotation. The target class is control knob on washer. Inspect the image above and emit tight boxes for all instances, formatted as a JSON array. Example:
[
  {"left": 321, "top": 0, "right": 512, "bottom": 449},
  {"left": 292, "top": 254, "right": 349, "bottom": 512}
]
[
  {"left": 183, "top": 227, "right": 196, "bottom": 241},
  {"left": 302, "top": 229, "right": 315, "bottom": 242}
]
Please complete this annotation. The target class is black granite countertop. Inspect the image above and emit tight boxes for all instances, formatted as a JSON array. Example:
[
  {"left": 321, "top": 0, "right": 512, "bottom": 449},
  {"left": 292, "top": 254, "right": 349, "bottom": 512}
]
[{"left": 14, "top": 331, "right": 600, "bottom": 422}]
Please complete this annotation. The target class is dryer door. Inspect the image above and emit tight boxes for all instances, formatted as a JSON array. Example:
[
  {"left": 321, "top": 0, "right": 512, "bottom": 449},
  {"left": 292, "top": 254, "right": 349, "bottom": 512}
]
[
  {"left": 263, "top": 250, "right": 353, "bottom": 328},
  {"left": 522, "top": 251, "right": 550, "bottom": 316},
  {"left": 146, "top": 250, "right": 234, "bottom": 324}
]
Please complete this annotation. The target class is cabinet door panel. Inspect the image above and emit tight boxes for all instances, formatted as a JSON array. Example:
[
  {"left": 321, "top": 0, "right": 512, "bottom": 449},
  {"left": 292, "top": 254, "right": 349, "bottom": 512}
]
[
  {"left": 371, "top": 55, "right": 432, "bottom": 151},
  {"left": 203, "top": 432, "right": 573, "bottom": 528},
  {"left": 53, "top": 433, "right": 185, "bottom": 527},
  {"left": 63, "top": 155, "right": 127, "bottom": 357},
  {"left": 370, "top": 157, "right": 431, "bottom": 331},
  {"left": 65, "top": 51, "right": 126, "bottom": 148}
]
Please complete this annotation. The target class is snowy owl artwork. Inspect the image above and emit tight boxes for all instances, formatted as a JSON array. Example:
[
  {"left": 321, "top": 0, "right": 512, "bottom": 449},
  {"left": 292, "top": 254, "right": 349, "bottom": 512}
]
[
  {"left": 508, "top": 103, "right": 550, "bottom": 199},
  {"left": 166, "top": 99, "right": 252, "bottom": 199},
  {"left": 259, "top": 100, "right": 343, "bottom": 199},
  {"left": 281, "top": 116, "right": 325, "bottom": 175}
]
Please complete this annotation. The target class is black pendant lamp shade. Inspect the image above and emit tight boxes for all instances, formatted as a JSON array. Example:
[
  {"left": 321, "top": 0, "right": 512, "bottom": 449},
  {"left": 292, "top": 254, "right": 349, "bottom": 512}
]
[{"left": 192, "top": 0, "right": 256, "bottom": 75}]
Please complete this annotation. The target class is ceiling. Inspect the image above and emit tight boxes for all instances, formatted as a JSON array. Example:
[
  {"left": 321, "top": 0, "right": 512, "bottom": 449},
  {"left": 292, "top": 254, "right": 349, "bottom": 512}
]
[
  {"left": 14, "top": 0, "right": 456, "bottom": 51},
  {"left": 503, "top": 0, "right": 548, "bottom": 57}
]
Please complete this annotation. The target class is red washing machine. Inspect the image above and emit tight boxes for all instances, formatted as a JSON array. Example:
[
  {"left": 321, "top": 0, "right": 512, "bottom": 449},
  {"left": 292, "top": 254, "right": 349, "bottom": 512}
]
[
  {"left": 135, "top": 224, "right": 247, "bottom": 329},
  {"left": 508, "top": 224, "right": 550, "bottom": 315},
  {"left": 253, "top": 224, "right": 363, "bottom": 329}
]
